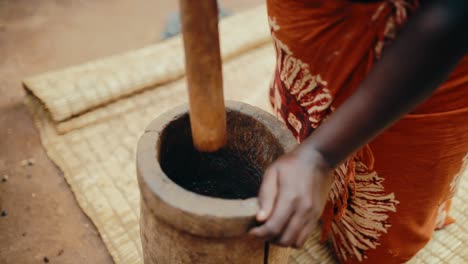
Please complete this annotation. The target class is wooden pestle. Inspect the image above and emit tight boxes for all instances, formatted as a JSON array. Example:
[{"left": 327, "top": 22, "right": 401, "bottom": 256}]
[{"left": 180, "top": 0, "right": 227, "bottom": 152}]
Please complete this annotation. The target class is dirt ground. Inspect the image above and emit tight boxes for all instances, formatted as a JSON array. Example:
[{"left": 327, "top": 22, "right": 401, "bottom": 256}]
[{"left": 0, "top": 1, "right": 262, "bottom": 263}]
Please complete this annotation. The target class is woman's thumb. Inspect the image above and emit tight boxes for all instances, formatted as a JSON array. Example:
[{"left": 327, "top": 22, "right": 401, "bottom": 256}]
[{"left": 257, "top": 166, "right": 278, "bottom": 222}]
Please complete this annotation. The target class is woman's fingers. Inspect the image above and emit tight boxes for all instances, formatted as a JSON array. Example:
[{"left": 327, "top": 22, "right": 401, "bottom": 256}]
[
  {"left": 249, "top": 185, "right": 294, "bottom": 240},
  {"left": 256, "top": 166, "right": 278, "bottom": 222},
  {"left": 295, "top": 219, "right": 316, "bottom": 248},
  {"left": 274, "top": 211, "right": 308, "bottom": 247},
  {"left": 250, "top": 152, "right": 330, "bottom": 247}
]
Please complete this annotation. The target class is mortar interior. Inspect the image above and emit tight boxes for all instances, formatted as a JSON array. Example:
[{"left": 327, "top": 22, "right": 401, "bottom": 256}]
[{"left": 158, "top": 110, "right": 284, "bottom": 199}]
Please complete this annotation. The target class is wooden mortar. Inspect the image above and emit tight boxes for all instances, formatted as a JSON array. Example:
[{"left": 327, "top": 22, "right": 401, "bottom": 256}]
[{"left": 137, "top": 101, "right": 296, "bottom": 263}]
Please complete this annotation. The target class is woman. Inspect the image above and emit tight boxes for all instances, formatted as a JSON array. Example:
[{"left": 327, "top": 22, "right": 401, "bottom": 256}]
[{"left": 249, "top": 0, "right": 468, "bottom": 263}]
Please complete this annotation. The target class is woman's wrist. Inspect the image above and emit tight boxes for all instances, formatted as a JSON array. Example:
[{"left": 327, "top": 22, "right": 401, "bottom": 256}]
[{"left": 295, "top": 141, "right": 334, "bottom": 172}]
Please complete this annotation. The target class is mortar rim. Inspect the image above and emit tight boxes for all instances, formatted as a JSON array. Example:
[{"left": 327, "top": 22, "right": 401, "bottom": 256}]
[{"left": 136, "top": 100, "right": 296, "bottom": 237}]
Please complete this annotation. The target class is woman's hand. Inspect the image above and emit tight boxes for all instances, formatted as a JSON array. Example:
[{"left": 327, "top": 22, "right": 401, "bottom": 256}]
[
  {"left": 249, "top": 147, "right": 334, "bottom": 248},
  {"left": 253, "top": 0, "right": 468, "bottom": 251}
]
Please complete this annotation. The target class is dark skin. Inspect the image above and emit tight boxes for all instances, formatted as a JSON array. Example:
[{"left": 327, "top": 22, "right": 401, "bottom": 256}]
[{"left": 250, "top": 0, "right": 468, "bottom": 248}]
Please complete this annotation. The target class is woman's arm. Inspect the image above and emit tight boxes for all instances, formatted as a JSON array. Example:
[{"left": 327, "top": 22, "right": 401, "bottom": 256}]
[
  {"left": 250, "top": 0, "right": 468, "bottom": 248},
  {"left": 307, "top": 0, "right": 468, "bottom": 168}
]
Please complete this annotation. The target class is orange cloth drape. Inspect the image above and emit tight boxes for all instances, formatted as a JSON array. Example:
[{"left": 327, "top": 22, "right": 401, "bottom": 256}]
[{"left": 266, "top": 0, "right": 468, "bottom": 263}]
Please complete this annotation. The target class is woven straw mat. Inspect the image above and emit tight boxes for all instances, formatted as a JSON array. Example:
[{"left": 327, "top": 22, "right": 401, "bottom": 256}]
[{"left": 23, "top": 4, "right": 467, "bottom": 264}]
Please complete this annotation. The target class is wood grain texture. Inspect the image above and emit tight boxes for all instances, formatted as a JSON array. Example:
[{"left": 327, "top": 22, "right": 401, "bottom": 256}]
[
  {"left": 140, "top": 201, "right": 265, "bottom": 264},
  {"left": 180, "top": 0, "right": 227, "bottom": 152}
]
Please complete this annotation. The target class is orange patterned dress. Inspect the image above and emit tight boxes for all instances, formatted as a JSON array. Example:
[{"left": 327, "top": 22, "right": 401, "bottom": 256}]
[{"left": 267, "top": 0, "right": 468, "bottom": 263}]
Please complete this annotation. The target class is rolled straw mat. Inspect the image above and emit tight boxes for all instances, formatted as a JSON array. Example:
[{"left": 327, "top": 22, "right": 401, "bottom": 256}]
[{"left": 23, "top": 4, "right": 467, "bottom": 264}]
